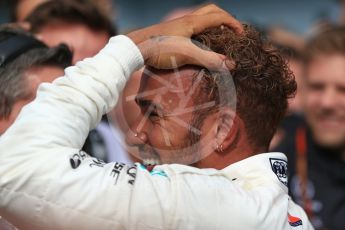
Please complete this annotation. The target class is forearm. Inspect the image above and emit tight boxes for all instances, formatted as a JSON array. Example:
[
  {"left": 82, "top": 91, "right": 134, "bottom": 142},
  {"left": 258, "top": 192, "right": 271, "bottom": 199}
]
[{"left": 0, "top": 35, "right": 143, "bottom": 229}]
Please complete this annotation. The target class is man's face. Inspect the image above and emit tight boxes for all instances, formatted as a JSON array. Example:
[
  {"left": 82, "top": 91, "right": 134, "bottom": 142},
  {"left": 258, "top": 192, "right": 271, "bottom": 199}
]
[
  {"left": 304, "top": 54, "right": 345, "bottom": 148},
  {"left": 126, "top": 67, "right": 218, "bottom": 165},
  {"left": 37, "top": 22, "right": 109, "bottom": 64},
  {"left": 0, "top": 65, "right": 64, "bottom": 134}
]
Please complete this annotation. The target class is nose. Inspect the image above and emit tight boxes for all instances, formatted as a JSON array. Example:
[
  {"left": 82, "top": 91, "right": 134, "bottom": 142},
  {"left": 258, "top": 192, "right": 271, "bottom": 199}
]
[{"left": 319, "top": 87, "right": 337, "bottom": 109}]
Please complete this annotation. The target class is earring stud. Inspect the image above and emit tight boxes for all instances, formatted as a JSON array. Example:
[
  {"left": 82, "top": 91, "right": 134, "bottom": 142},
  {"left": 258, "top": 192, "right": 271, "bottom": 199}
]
[{"left": 217, "top": 144, "right": 224, "bottom": 152}]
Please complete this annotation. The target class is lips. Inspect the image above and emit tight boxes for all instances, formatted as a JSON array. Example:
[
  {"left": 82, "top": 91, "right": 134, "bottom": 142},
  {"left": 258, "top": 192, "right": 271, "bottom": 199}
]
[
  {"left": 315, "top": 116, "right": 344, "bottom": 130},
  {"left": 139, "top": 145, "right": 161, "bottom": 166}
]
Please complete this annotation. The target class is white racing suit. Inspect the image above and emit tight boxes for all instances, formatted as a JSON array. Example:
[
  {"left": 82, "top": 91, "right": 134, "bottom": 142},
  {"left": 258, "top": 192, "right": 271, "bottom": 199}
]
[{"left": 0, "top": 35, "right": 314, "bottom": 230}]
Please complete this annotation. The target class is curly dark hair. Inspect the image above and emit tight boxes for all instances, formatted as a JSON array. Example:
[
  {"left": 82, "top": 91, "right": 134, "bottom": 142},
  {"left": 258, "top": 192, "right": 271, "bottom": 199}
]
[{"left": 192, "top": 25, "right": 296, "bottom": 149}]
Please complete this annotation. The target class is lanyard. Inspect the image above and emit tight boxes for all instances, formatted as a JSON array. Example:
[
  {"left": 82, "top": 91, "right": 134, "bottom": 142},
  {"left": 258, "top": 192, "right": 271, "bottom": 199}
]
[{"left": 295, "top": 126, "right": 314, "bottom": 219}]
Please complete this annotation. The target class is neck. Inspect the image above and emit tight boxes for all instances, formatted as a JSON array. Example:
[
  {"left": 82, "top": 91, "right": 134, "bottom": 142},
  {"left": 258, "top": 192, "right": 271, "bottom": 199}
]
[
  {"left": 192, "top": 133, "right": 266, "bottom": 170},
  {"left": 193, "top": 148, "right": 253, "bottom": 170}
]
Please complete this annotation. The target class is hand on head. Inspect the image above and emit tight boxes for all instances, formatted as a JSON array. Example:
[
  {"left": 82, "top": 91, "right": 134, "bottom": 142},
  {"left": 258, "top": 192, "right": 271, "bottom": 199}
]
[{"left": 127, "top": 4, "right": 242, "bottom": 70}]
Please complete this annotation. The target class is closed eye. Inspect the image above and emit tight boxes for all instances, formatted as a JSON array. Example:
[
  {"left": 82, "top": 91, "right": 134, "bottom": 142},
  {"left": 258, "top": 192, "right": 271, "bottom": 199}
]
[{"left": 135, "top": 97, "right": 164, "bottom": 120}]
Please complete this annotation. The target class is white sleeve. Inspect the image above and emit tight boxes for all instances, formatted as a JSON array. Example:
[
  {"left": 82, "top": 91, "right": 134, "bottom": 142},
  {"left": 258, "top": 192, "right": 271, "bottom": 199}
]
[{"left": 0, "top": 35, "right": 152, "bottom": 230}]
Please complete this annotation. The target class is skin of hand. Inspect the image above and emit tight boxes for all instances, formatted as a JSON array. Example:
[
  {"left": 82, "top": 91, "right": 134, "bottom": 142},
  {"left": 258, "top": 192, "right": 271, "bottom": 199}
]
[{"left": 126, "top": 4, "right": 242, "bottom": 70}]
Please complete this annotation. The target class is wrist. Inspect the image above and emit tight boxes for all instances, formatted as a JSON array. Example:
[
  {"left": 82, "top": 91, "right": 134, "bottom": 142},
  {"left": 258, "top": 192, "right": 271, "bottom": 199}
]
[{"left": 127, "top": 34, "right": 155, "bottom": 65}]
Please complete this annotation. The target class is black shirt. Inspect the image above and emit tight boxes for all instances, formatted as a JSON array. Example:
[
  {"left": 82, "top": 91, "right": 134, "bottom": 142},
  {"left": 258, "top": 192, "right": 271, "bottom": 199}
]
[{"left": 274, "top": 115, "right": 345, "bottom": 230}]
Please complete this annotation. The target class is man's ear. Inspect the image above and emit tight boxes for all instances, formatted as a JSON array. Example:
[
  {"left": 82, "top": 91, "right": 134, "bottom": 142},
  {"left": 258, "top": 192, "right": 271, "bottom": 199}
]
[{"left": 214, "top": 107, "right": 238, "bottom": 152}]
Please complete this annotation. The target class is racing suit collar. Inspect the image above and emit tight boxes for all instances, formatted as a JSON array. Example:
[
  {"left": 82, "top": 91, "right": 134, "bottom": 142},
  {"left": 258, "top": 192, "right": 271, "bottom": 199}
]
[{"left": 222, "top": 152, "right": 289, "bottom": 193}]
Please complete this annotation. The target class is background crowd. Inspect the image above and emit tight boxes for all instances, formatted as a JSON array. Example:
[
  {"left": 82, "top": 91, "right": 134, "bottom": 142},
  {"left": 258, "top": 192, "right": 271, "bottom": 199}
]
[{"left": 0, "top": 1, "right": 344, "bottom": 230}]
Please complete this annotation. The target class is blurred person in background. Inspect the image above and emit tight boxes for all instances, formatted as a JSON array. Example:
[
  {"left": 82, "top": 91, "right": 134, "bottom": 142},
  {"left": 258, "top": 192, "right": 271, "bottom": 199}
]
[
  {"left": 24, "top": 0, "right": 133, "bottom": 164},
  {"left": 0, "top": 25, "right": 71, "bottom": 135},
  {"left": 25, "top": 0, "right": 116, "bottom": 64},
  {"left": 274, "top": 26, "right": 345, "bottom": 230},
  {"left": 9, "top": 0, "right": 112, "bottom": 22},
  {"left": 0, "top": 24, "right": 72, "bottom": 230}
]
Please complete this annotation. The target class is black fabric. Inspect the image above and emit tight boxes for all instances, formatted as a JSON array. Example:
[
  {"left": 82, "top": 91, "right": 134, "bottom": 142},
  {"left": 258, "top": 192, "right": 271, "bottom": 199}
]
[
  {"left": 0, "top": 33, "right": 47, "bottom": 67},
  {"left": 82, "top": 117, "right": 109, "bottom": 162},
  {"left": 274, "top": 114, "right": 345, "bottom": 230}
]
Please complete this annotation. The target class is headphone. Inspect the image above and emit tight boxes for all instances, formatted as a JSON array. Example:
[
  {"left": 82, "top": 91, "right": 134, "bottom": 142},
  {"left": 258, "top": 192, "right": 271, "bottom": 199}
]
[{"left": 0, "top": 32, "right": 47, "bottom": 67}]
